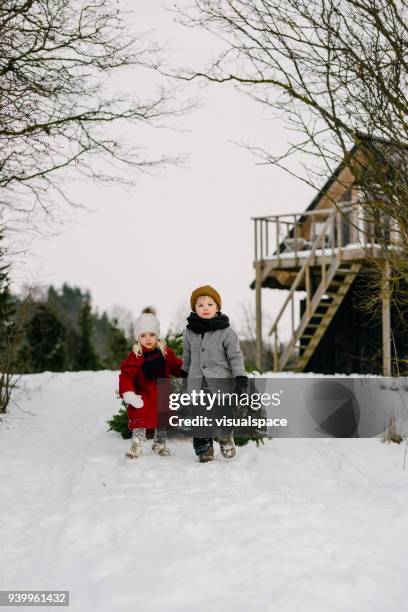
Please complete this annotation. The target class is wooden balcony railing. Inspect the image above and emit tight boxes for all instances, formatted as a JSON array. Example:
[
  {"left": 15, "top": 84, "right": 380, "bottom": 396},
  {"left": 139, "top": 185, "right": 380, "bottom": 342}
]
[{"left": 252, "top": 204, "right": 392, "bottom": 264}]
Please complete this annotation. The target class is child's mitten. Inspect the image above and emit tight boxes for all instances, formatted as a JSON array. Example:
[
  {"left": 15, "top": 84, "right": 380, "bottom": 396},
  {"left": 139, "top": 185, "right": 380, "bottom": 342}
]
[
  {"left": 123, "top": 391, "right": 144, "bottom": 409},
  {"left": 233, "top": 376, "right": 248, "bottom": 398},
  {"left": 233, "top": 376, "right": 249, "bottom": 418}
]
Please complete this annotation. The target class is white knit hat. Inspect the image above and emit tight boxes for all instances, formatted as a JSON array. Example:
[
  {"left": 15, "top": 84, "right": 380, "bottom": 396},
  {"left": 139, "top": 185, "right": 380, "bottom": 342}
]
[{"left": 133, "top": 307, "right": 160, "bottom": 339}]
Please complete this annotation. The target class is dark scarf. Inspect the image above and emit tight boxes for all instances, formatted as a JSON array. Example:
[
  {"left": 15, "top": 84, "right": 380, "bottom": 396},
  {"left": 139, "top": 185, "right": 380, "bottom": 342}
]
[
  {"left": 186, "top": 311, "right": 230, "bottom": 334},
  {"left": 142, "top": 347, "right": 166, "bottom": 380}
]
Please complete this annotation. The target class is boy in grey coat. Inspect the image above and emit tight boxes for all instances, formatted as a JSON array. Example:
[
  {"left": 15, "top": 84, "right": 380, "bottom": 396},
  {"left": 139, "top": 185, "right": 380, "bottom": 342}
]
[{"left": 182, "top": 285, "right": 248, "bottom": 463}]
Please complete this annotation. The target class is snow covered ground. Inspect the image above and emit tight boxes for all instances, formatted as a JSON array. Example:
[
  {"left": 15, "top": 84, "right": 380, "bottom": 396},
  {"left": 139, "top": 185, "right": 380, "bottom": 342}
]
[{"left": 1, "top": 371, "right": 408, "bottom": 612}]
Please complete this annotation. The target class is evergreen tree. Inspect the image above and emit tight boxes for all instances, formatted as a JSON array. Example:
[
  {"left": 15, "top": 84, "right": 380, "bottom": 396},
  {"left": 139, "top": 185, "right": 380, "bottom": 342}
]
[
  {"left": 25, "top": 305, "right": 66, "bottom": 372},
  {"left": 105, "top": 318, "right": 129, "bottom": 369},
  {"left": 75, "top": 301, "right": 99, "bottom": 370},
  {"left": 47, "top": 285, "right": 120, "bottom": 370},
  {"left": 0, "top": 232, "right": 12, "bottom": 352},
  {"left": 165, "top": 331, "right": 183, "bottom": 357},
  {"left": 107, "top": 403, "right": 132, "bottom": 439},
  {"left": 6, "top": 282, "right": 135, "bottom": 373},
  {"left": 0, "top": 230, "right": 16, "bottom": 412},
  {"left": 92, "top": 311, "right": 112, "bottom": 365},
  {"left": 47, "top": 284, "right": 88, "bottom": 332},
  {"left": 47, "top": 284, "right": 86, "bottom": 369}
]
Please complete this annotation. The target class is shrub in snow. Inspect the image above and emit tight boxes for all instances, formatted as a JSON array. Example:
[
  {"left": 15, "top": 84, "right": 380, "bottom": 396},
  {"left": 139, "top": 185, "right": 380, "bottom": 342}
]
[{"left": 381, "top": 416, "right": 404, "bottom": 445}]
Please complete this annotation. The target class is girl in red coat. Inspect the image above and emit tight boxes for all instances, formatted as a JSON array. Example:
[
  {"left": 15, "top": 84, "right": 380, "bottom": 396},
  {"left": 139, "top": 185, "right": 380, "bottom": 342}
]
[{"left": 119, "top": 307, "right": 183, "bottom": 459}]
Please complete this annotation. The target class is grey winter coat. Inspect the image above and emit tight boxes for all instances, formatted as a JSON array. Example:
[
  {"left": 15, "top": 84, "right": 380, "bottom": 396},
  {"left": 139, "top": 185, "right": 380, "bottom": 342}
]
[{"left": 182, "top": 326, "right": 246, "bottom": 381}]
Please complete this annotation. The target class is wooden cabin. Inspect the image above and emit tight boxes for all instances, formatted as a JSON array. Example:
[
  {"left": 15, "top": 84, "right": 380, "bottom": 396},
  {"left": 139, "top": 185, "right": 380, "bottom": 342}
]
[{"left": 251, "top": 141, "right": 408, "bottom": 375}]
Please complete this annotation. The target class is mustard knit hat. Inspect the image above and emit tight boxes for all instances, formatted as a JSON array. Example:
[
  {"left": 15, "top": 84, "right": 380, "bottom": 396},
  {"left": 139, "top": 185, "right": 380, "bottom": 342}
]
[{"left": 190, "top": 285, "right": 222, "bottom": 311}]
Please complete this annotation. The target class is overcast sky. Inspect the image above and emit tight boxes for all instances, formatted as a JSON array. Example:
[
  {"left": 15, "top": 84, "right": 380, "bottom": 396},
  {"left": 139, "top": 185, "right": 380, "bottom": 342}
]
[{"left": 13, "top": 0, "right": 315, "bottom": 341}]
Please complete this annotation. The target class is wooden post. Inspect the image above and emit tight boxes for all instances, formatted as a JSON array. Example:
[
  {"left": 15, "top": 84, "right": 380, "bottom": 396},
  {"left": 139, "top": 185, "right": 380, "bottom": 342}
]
[
  {"left": 255, "top": 260, "right": 263, "bottom": 372},
  {"left": 294, "top": 214, "right": 298, "bottom": 266},
  {"left": 265, "top": 219, "right": 269, "bottom": 257},
  {"left": 305, "top": 265, "right": 311, "bottom": 317},
  {"left": 337, "top": 211, "right": 343, "bottom": 251},
  {"left": 273, "top": 332, "right": 278, "bottom": 372},
  {"left": 382, "top": 261, "right": 391, "bottom": 376},
  {"left": 291, "top": 293, "right": 294, "bottom": 335}
]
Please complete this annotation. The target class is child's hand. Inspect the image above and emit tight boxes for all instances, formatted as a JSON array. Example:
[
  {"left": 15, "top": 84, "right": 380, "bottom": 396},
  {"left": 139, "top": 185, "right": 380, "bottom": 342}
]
[
  {"left": 233, "top": 376, "right": 248, "bottom": 398},
  {"left": 233, "top": 376, "right": 249, "bottom": 418},
  {"left": 123, "top": 391, "right": 144, "bottom": 409}
]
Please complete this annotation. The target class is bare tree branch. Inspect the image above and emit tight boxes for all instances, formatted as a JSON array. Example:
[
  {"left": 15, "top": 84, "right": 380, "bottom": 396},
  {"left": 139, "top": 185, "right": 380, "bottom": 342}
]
[
  {"left": 174, "top": 0, "right": 408, "bottom": 367},
  {"left": 0, "top": 0, "right": 191, "bottom": 228}
]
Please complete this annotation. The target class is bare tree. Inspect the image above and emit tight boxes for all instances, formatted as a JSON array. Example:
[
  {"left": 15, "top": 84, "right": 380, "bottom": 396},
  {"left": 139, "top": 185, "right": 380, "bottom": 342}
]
[
  {"left": 168, "top": 302, "right": 190, "bottom": 336},
  {"left": 0, "top": 0, "right": 188, "bottom": 231},
  {"left": 0, "top": 280, "right": 32, "bottom": 414},
  {"left": 175, "top": 0, "right": 408, "bottom": 367},
  {"left": 175, "top": 1, "right": 408, "bottom": 241},
  {"left": 0, "top": 299, "right": 29, "bottom": 413},
  {"left": 237, "top": 299, "right": 276, "bottom": 371},
  {"left": 176, "top": 2, "right": 407, "bottom": 170}
]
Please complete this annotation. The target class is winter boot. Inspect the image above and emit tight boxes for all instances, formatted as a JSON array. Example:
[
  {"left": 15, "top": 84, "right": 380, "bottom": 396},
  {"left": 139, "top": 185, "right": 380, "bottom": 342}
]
[
  {"left": 152, "top": 429, "right": 170, "bottom": 456},
  {"left": 152, "top": 442, "right": 171, "bottom": 456},
  {"left": 198, "top": 446, "right": 214, "bottom": 463},
  {"left": 219, "top": 435, "right": 236, "bottom": 459},
  {"left": 126, "top": 429, "right": 146, "bottom": 459}
]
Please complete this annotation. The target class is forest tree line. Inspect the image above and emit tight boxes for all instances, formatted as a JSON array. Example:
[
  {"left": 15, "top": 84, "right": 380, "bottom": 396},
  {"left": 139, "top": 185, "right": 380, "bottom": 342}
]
[{"left": 1, "top": 251, "right": 130, "bottom": 374}]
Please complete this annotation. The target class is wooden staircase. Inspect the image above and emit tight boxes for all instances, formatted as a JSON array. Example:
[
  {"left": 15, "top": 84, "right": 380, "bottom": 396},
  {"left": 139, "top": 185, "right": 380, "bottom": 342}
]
[
  {"left": 294, "top": 262, "right": 361, "bottom": 371},
  {"left": 268, "top": 214, "right": 362, "bottom": 371}
]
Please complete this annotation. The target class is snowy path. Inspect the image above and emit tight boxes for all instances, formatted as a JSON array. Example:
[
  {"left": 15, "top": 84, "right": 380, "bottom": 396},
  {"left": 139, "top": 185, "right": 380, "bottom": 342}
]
[{"left": 1, "top": 372, "right": 408, "bottom": 612}]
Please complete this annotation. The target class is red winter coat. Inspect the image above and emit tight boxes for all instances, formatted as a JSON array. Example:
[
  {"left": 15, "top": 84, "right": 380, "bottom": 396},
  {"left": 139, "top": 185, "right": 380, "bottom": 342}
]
[{"left": 119, "top": 346, "right": 183, "bottom": 430}]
